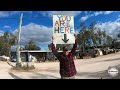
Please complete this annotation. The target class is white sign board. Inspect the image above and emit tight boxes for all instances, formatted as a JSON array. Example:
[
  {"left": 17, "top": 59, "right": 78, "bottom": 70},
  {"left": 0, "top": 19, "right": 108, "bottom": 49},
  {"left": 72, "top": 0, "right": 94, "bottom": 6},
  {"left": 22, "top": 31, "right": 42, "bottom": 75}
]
[{"left": 53, "top": 15, "right": 75, "bottom": 44}]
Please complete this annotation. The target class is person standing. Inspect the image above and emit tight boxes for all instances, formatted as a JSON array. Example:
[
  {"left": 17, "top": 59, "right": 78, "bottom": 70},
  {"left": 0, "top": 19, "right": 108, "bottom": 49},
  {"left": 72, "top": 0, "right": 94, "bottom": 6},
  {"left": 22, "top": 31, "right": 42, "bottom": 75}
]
[{"left": 51, "top": 34, "right": 77, "bottom": 79}]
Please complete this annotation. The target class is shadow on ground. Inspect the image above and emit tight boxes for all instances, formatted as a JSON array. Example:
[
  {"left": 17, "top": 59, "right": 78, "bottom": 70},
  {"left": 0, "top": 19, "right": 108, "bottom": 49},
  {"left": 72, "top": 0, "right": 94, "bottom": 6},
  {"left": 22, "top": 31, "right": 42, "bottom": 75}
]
[
  {"left": 76, "top": 64, "right": 120, "bottom": 79},
  {"left": 29, "top": 72, "right": 59, "bottom": 79},
  {"left": 8, "top": 72, "right": 22, "bottom": 79},
  {"left": 9, "top": 69, "right": 59, "bottom": 79}
]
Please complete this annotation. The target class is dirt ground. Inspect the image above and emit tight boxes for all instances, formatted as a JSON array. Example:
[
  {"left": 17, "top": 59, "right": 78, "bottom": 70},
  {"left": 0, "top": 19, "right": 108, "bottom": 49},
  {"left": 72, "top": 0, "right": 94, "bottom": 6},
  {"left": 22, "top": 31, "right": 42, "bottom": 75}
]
[{"left": 0, "top": 52, "right": 120, "bottom": 79}]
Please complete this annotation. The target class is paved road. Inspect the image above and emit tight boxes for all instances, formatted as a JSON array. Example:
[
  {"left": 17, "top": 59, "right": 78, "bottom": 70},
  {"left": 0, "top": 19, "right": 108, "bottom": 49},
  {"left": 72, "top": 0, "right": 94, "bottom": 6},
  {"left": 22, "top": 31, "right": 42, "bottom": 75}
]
[{"left": 0, "top": 52, "right": 120, "bottom": 79}]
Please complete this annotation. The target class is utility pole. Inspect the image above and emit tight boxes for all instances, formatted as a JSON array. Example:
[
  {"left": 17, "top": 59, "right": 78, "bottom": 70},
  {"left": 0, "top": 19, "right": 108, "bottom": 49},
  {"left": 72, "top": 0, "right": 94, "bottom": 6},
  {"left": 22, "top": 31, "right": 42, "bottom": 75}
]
[{"left": 16, "top": 13, "right": 23, "bottom": 65}]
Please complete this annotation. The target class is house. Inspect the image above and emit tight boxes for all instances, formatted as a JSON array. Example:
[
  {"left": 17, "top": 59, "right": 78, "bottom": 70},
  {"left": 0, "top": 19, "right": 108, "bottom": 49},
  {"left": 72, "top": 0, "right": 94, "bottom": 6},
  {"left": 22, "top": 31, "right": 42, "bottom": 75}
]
[{"left": 11, "top": 50, "right": 80, "bottom": 62}]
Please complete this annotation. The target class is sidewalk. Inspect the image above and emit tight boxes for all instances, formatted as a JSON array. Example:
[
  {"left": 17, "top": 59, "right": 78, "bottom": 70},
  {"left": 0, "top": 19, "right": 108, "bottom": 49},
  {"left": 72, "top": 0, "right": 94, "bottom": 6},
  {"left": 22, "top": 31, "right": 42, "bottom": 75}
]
[{"left": 0, "top": 72, "right": 13, "bottom": 79}]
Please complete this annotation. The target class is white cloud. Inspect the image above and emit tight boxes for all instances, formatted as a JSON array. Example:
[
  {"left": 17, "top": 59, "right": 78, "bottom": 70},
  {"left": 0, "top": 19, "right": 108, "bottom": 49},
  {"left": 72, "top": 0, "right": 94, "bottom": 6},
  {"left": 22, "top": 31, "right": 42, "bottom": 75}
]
[
  {"left": 116, "top": 18, "right": 120, "bottom": 22},
  {"left": 116, "top": 15, "right": 120, "bottom": 21},
  {"left": 0, "top": 11, "right": 18, "bottom": 17},
  {"left": 13, "top": 23, "right": 53, "bottom": 46},
  {"left": 41, "top": 11, "right": 82, "bottom": 18},
  {"left": 80, "top": 13, "right": 94, "bottom": 22},
  {"left": 0, "top": 11, "right": 32, "bottom": 17},
  {"left": 75, "top": 30, "right": 79, "bottom": 35},
  {"left": 80, "top": 11, "right": 101, "bottom": 22},
  {"left": 94, "top": 11, "right": 103, "bottom": 16},
  {"left": 0, "top": 30, "right": 4, "bottom": 36},
  {"left": 80, "top": 15, "right": 89, "bottom": 22},
  {"left": 95, "top": 21, "right": 120, "bottom": 38},
  {"left": 80, "top": 11, "right": 115, "bottom": 22},
  {"left": 3, "top": 25, "right": 11, "bottom": 28},
  {"left": 104, "top": 11, "right": 114, "bottom": 15},
  {"left": 0, "top": 12, "right": 11, "bottom": 17},
  {"left": 84, "top": 11, "right": 88, "bottom": 15},
  {"left": 118, "top": 15, "right": 120, "bottom": 18}
]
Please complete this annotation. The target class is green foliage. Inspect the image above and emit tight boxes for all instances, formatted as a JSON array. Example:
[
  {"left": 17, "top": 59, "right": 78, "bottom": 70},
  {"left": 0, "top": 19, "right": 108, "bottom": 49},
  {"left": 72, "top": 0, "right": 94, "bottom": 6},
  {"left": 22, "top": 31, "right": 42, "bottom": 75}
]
[
  {"left": 24, "top": 40, "right": 41, "bottom": 50},
  {"left": 77, "top": 21, "right": 114, "bottom": 50},
  {"left": 0, "top": 32, "right": 16, "bottom": 56},
  {"left": 106, "top": 35, "right": 113, "bottom": 47},
  {"left": 118, "top": 33, "right": 120, "bottom": 38}
]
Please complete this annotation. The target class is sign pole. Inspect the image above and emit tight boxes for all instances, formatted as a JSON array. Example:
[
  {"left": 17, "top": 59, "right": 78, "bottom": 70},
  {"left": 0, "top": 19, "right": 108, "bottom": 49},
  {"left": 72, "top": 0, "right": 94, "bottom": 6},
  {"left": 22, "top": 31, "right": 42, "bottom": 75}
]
[{"left": 16, "top": 13, "right": 23, "bottom": 65}]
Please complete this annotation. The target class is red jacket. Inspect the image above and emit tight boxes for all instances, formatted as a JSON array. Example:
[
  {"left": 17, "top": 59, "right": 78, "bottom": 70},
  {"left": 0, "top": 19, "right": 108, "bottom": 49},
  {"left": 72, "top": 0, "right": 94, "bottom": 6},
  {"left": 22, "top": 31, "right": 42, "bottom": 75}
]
[{"left": 51, "top": 40, "right": 77, "bottom": 77}]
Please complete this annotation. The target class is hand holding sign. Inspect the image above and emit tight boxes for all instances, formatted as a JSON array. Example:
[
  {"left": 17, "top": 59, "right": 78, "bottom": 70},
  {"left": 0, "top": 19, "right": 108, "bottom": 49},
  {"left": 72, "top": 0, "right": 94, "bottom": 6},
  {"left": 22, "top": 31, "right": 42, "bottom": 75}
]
[
  {"left": 52, "top": 36, "right": 55, "bottom": 40},
  {"left": 53, "top": 15, "right": 75, "bottom": 44},
  {"left": 51, "top": 36, "right": 55, "bottom": 43}
]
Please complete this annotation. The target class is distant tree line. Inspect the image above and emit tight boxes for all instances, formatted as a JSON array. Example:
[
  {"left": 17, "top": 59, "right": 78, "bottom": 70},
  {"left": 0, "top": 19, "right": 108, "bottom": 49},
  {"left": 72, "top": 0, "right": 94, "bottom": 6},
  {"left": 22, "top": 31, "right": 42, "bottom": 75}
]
[
  {"left": 0, "top": 32, "right": 16, "bottom": 56},
  {"left": 24, "top": 40, "right": 41, "bottom": 50},
  {"left": 77, "top": 21, "right": 120, "bottom": 51},
  {"left": 1, "top": 21, "right": 120, "bottom": 57},
  {"left": 48, "top": 21, "right": 120, "bottom": 51},
  {"left": 0, "top": 32, "right": 41, "bottom": 57}
]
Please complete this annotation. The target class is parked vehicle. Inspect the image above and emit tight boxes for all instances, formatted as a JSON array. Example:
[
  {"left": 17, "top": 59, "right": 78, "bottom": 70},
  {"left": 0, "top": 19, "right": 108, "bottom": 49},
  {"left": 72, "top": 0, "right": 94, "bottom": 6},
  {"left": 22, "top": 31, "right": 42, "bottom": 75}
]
[{"left": 0, "top": 55, "right": 10, "bottom": 61}]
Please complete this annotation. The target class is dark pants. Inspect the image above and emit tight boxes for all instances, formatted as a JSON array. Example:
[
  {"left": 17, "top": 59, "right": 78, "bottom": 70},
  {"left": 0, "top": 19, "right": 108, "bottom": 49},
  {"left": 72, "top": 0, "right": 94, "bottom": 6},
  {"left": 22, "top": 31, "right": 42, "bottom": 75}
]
[{"left": 61, "top": 75, "right": 75, "bottom": 79}]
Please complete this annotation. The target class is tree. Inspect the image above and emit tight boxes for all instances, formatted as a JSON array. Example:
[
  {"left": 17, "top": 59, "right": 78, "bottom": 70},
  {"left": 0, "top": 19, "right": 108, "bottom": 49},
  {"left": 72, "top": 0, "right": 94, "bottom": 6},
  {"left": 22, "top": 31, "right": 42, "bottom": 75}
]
[
  {"left": 77, "top": 22, "right": 88, "bottom": 51},
  {"left": 77, "top": 21, "right": 98, "bottom": 51},
  {"left": 0, "top": 37, "right": 5, "bottom": 55},
  {"left": 0, "top": 32, "right": 16, "bottom": 56},
  {"left": 9, "top": 33, "right": 16, "bottom": 45},
  {"left": 111, "top": 39, "right": 116, "bottom": 48},
  {"left": 96, "top": 28, "right": 102, "bottom": 46},
  {"left": 25, "top": 40, "right": 41, "bottom": 50},
  {"left": 77, "top": 21, "right": 115, "bottom": 50},
  {"left": 89, "top": 21, "right": 97, "bottom": 47},
  {"left": 117, "top": 33, "right": 120, "bottom": 38},
  {"left": 106, "top": 35, "right": 113, "bottom": 47},
  {"left": 101, "top": 31, "right": 107, "bottom": 46}
]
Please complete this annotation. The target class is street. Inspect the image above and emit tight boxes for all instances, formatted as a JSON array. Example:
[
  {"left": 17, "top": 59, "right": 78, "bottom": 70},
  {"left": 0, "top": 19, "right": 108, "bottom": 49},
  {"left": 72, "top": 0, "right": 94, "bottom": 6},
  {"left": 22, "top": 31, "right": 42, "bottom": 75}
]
[{"left": 0, "top": 52, "right": 120, "bottom": 79}]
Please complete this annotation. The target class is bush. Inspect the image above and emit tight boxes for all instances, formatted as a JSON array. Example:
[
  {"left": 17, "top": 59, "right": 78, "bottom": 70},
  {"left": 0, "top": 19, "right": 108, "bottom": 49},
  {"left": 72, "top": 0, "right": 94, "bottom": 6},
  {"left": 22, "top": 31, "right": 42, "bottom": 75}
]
[{"left": 79, "top": 52, "right": 92, "bottom": 59}]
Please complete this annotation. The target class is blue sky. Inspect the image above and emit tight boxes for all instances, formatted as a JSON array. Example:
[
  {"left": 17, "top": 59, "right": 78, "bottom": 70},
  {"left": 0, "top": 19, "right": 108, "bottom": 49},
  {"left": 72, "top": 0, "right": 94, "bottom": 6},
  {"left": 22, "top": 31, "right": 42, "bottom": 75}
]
[{"left": 0, "top": 11, "right": 120, "bottom": 51}]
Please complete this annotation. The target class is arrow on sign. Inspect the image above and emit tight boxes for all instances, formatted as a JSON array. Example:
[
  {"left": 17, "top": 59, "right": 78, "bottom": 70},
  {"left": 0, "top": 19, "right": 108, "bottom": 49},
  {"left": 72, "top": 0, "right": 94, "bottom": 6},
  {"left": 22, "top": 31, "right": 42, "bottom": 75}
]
[{"left": 62, "top": 34, "right": 69, "bottom": 43}]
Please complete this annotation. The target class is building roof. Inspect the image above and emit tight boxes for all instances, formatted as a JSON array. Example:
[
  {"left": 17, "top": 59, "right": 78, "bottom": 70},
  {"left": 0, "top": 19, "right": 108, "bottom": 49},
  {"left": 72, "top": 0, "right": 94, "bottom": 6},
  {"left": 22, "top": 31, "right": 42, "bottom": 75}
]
[{"left": 19, "top": 50, "right": 79, "bottom": 53}]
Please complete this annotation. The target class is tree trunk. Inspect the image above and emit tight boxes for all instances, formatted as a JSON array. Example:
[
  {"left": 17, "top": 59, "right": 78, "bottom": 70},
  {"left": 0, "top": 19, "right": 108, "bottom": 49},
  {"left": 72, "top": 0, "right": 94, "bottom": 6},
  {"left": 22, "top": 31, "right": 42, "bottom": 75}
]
[{"left": 83, "top": 40, "right": 85, "bottom": 52}]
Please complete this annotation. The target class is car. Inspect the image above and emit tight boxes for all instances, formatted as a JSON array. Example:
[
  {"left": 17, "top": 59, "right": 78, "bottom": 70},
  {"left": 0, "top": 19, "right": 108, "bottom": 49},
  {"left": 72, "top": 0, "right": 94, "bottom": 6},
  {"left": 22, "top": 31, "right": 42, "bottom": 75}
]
[
  {"left": 29, "top": 55, "right": 37, "bottom": 62},
  {"left": 0, "top": 55, "right": 10, "bottom": 61},
  {"left": 11, "top": 58, "right": 17, "bottom": 62}
]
